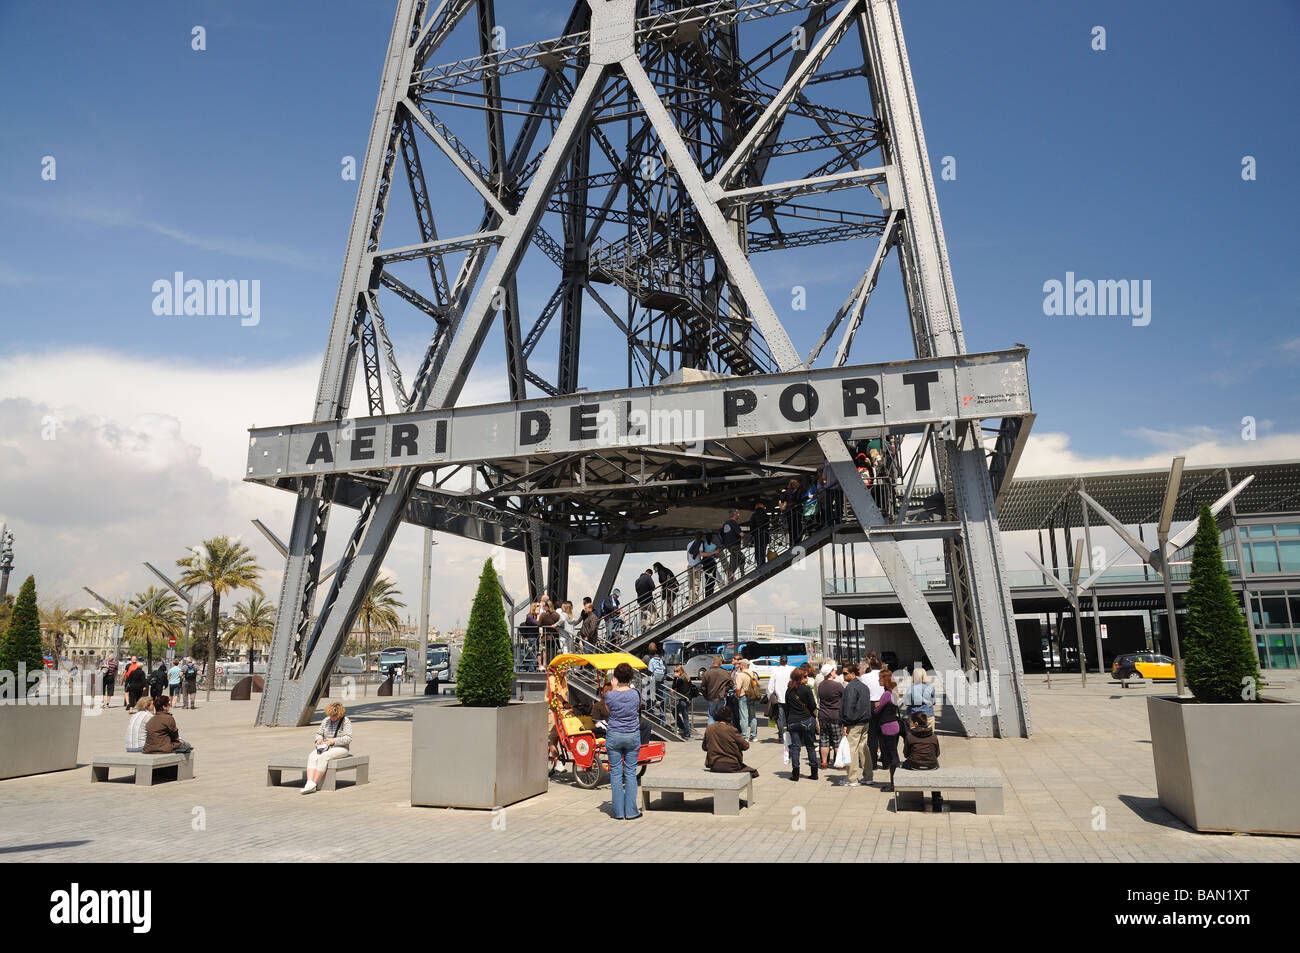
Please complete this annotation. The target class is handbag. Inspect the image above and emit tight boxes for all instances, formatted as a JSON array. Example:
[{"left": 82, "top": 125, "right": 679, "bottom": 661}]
[{"left": 834, "top": 735, "right": 851, "bottom": 769}]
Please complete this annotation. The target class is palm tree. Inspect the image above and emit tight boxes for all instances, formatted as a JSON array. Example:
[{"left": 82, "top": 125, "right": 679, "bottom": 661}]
[
  {"left": 124, "top": 587, "right": 184, "bottom": 666},
  {"left": 228, "top": 595, "right": 276, "bottom": 675},
  {"left": 177, "top": 537, "right": 263, "bottom": 691},
  {"left": 359, "top": 576, "right": 405, "bottom": 677},
  {"left": 39, "top": 602, "right": 89, "bottom": 663}
]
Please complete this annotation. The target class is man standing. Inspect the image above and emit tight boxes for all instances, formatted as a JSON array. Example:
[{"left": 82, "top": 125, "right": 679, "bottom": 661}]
[
  {"left": 579, "top": 597, "right": 600, "bottom": 646},
  {"left": 748, "top": 504, "right": 770, "bottom": 568},
  {"left": 733, "top": 658, "right": 761, "bottom": 741},
  {"left": 123, "top": 656, "right": 144, "bottom": 710},
  {"left": 700, "top": 655, "right": 731, "bottom": 725},
  {"left": 635, "top": 568, "right": 657, "bottom": 630},
  {"left": 686, "top": 534, "right": 705, "bottom": 604},
  {"left": 767, "top": 654, "right": 794, "bottom": 763},
  {"left": 644, "top": 642, "right": 667, "bottom": 715},
  {"left": 182, "top": 657, "right": 198, "bottom": 709},
  {"left": 536, "top": 598, "right": 561, "bottom": 663},
  {"left": 167, "top": 658, "right": 182, "bottom": 700},
  {"left": 863, "top": 652, "right": 884, "bottom": 770},
  {"left": 817, "top": 664, "right": 844, "bottom": 768},
  {"left": 839, "top": 663, "right": 872, "bottom": 786},
  {"left": 719, "top": 509, "right": 743, "bottom": 582},
  {"left": 653, "top": 562, "right": 678, "bottom": 619},
  {"left": 599, "top": 589, "right": 623, "bottom": 644}
]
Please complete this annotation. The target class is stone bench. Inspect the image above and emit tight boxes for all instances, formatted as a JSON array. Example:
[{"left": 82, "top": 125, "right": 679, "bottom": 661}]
[
  {"left": 640, "top": 767, "right": 755, "bottom": 816},
  {"left": 266, "top": 753, "right": 370, "bottom": 791},
  {"left": 892, "top": 766, "right": 1003, "bottom": 814},
  {"left": 91, "top": 752, "right": 195, "bottom": 785}
]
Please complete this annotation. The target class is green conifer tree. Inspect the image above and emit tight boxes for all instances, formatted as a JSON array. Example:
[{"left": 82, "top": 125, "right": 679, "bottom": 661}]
[
  {"left": 455, "top": 559, "right": 513, "bottom": 707},
  {"left": 0, "top": 576, "right": 45, "bottom": 677},
  {"left": 1182, "top": 506, "right": 1260, "bottom": 702}
]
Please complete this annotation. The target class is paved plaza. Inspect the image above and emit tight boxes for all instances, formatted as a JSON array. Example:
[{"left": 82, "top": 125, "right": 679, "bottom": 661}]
[{"left": 2, "top": 675, "right": 1298, "bottom": 863}]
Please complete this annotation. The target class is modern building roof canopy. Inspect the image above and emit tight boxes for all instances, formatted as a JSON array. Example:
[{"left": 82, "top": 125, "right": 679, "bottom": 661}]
[{"left": 982, "top": 459, "right": 1300, "bottom": 532}]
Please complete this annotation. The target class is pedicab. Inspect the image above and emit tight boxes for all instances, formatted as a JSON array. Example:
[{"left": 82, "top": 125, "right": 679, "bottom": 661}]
[{"left": 546, "top": 652, "right": 666, "bottom": 789}]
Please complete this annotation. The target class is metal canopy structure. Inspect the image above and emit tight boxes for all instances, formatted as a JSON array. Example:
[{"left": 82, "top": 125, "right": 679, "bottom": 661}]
[
  {"left": 252, "top": 0, "right": 1035, "bottom": 736},
  {"left": 985, "top": 460, "right": 1300, "bottom": 534}
]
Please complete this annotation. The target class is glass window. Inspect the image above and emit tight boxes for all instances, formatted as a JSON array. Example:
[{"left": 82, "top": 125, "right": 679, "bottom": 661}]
[
  {"left": 1246, "top": 525, "right": 1275, "bottom": 538},
  {"left": 1274, "top": 524, "right": 1300, "bottom": 537},
  {"left": 1267, "top": 634, "right": 1297, "bottom": 669},
  {"left": 1258, "top": 595, "right": 1290, "bottom": 628},
  {"left": 1280, "top": 541, "right": 1300, "bottom": 573},
  {"left": 1252, "top": 543, "right": 1281, "bottom": 573}
]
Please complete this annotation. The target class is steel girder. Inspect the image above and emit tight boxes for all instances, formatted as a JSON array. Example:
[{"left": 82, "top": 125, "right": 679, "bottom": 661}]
[{"left": 253, "top": 0, "right": 1032, "bottom": 737}]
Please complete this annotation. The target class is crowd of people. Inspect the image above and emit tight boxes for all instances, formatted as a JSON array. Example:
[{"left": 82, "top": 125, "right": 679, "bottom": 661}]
[
  {"left": 95, "top": 654, "right": 201, "bottom": 711},
  {"left": 700, "top": 650, "right": 942, "bottom": 805}
]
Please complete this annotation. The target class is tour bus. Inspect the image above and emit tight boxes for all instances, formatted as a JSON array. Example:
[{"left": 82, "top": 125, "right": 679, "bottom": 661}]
[
  {"left": 378, "top": 646, "right": 418, "bottom": 676},
  {"left": 665, "top": 634, "right": 818, "bottom": 681},
  {"left": 426, "top": 642, "right": 459, "bottom": 682}
]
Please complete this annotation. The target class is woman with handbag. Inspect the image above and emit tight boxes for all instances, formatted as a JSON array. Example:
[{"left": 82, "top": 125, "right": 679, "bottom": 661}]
[
  {"left": 302, "top": 702, "right": 353, "bottom": 795},
  {"left": 874, "top": 669, "right": 902, "bottom": 792},
  {"left": 784, "top": 667, "right": 819, "bottom": 781},
  {"left": 671, "top": 665, "right": 696, "bottom": 738}
]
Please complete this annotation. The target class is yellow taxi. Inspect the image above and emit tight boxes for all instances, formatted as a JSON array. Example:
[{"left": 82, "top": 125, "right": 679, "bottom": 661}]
[{"left": 1112, "top": 652, "right": 1176, "bottom": 681}]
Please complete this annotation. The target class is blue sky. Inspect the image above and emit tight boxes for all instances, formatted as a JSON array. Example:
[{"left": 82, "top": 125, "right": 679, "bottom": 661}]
[
  {"left": 2, "top": 0, "right": 1297, "bottom": 441},
  {"left": 1, "top": 0, "right": 1298, "bottom": 627}
]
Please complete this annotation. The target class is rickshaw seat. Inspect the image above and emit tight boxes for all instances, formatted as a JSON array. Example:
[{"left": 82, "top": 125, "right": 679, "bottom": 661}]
[{"left": 563, "top": 714, "right": 596, "bottom": 735}]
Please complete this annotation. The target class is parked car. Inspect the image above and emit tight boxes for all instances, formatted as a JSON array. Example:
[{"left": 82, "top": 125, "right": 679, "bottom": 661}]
[{"left": 1112, "top": 652, "right": 1175, "bottom": 681}]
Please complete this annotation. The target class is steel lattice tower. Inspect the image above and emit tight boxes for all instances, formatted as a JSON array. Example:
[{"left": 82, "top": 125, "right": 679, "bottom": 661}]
[{"left": 249, "top": 0, "right": 1035, "bottom": 736}]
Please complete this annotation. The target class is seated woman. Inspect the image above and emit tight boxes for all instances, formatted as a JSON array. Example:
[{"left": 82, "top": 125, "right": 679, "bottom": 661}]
[
  {"left": 302, "top": 702, "right": 353, "bottom": 795},
  {"left": 590, "top": 682, "right": 611, "bottom": 738},
  {"left": 142, "top": 695, "right": 192, "bottom": 755},
  {"left": 701, "top": 707, "right": 759, "bottom": 778},
  {"left": 902, "top": 710, "right": 943, "bottom": 812},
  {"left": 125, "top": 696, "right": 154, "bottom": 753}
]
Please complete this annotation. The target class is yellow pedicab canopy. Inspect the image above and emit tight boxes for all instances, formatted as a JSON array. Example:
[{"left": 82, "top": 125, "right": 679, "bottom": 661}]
[{"left": 548, "top": 652, "right": 647, "bottom": 674}]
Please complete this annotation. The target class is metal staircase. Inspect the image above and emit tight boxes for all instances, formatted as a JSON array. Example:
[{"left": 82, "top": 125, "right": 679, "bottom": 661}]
[
  {"left": 588, "top": 234, "right": 776, "bottom": 377},
  {"left": 597, "top": 507, "right": 854, "bottom": 657}
]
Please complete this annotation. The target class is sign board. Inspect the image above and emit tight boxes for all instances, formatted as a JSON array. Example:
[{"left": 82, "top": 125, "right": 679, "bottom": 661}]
[
  {"left": 1100, "top": 624, "right": 1108, "bottom": 640},
  {"left": 951, "top": 632, "right": 960, "bottom": 645},
  {"left": 168, "top": 635, "right": 177, "bottom": 647},
  {"left": 246, "top": 349, "right": 1030, "bottom": 482}
]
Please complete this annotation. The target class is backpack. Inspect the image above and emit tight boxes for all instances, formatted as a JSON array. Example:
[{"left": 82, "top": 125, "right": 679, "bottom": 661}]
[
  {"left": 648, "top": 656, "right": 665, "bottom": 682},
  {"left": 743, "top": 671, "right": 763, "bottom": 701},
  {"left": 184, "top": 664, "right": 197, "bottom": 680},
  {"left": 687, "top": 538, "right": 702, "bottom": 559}
]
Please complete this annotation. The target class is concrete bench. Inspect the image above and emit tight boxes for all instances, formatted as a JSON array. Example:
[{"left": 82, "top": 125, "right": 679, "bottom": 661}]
[
  {"left": 266, "top": 753, "right": 370, "bottom": 791},
  {"left": 640, "top": 767, "right": 755, "bottom": 816},
  {"left": 91, "top": 752, "right": 194, "bottom": 785},
  {"left": 893, "top": 766, "right": 1004, "bottom": 814},
  {"left": 1116, "top": 677, "right": 1146, "bottom": 689}
]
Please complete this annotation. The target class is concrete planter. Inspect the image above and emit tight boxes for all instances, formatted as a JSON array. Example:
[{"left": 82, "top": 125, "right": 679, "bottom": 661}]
[
  {"left": 1147, "top": 695, "right": 1300, "bottom": 835},
  {"left": 411, "top": 701, "right": 547, "bottom": 809},
  {"left": 0, "top": 703, "right": 83, "bottom": 780}
]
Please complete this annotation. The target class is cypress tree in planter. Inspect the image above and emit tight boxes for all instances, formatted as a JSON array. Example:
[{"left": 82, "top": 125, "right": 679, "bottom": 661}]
[
  {"left": 455, "top": 559, "right": 514, "bottom": 707},
  {"left": 410, "top": 558, "right": 547, "bottom": 808},
  {"left": 1182, "top": 506, "right": 1260, "bottom": 702},
  {"left": 0, "top": 576, "right": 44, "bottom": 677},
  {"left": 1147, "top": 505, "right": 1297, "bottom": 833},
  {"left": 0, "top": 575, "right": 83, "bottom": 779}
]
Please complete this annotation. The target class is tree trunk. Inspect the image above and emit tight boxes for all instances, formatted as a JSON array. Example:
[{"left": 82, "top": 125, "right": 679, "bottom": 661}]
[
  {"left": 365, "top": 617, "right": 371, "bottom": 697},
  {"left": 207, "top": 592, "right": 221, "bottom": 693}
]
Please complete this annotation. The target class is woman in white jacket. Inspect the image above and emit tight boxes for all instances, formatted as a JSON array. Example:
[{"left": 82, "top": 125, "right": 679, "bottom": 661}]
[{"left": 302, "top": 702, "right": 353, "bottom": 795}]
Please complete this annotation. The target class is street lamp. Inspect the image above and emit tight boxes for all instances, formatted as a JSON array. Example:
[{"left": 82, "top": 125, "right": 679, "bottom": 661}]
[{"left": 417, "top": 532, "right": 438, "bottom": 690}]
